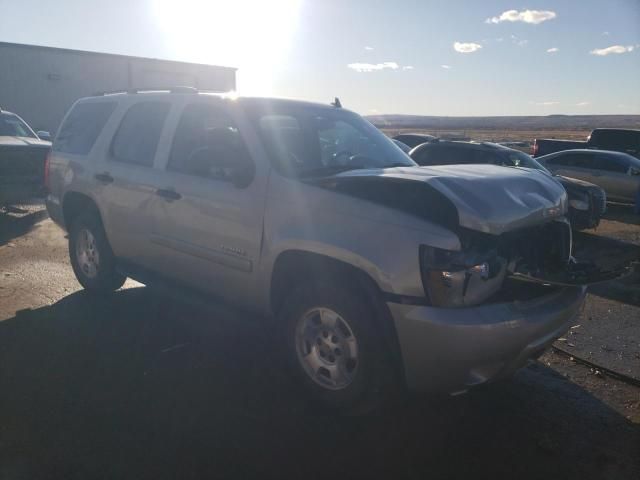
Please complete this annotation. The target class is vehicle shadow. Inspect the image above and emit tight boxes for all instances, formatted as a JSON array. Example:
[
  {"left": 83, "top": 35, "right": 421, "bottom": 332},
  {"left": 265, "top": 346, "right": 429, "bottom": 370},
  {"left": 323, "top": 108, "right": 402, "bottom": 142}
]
[
  {"left": 0, "top": 206, "right": 49, "bottom": 246},
  {"left": 0, "top": 288, "right": 638, "bottom": 480},
  {"left": 602, "top": 203, "right": 640, "bottom": 226},
  {"left": 573, "top": 230, "right": 640, "bottom": 307}
]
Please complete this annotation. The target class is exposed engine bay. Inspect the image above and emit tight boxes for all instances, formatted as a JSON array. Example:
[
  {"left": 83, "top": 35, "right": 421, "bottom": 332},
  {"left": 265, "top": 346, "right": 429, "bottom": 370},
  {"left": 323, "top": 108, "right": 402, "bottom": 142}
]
[
  {"left": 420, "top": 219, "right": 637, "bottom": 308},
  {"left": 309, "top": 167, "right": 639, "bottom": 308}
]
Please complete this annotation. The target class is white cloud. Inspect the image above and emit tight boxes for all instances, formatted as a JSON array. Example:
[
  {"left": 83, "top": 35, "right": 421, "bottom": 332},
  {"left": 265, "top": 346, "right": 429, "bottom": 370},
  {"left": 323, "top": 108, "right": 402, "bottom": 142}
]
[
  {"left": 441, "top": 64, "right": 452, "bottom": 69},
  {"left": 535, "top": 101, "right": 560, "bottom": 106},
  {"left": 486, "top": 9, "right": 556, "bottom": 25},
  {"left": 590, "top": 45, "right": 635, "bottom": 56},
  {"left": 347, "top": 62, "right": 399, "bottom": 72},
  {"left": 364, "top": 46, "right": 374, "bottom": 51},
  {"left": 510, "top": 34, "right": 528, "bottom": 47},
  {"left": 576, "top": 101, "right": 590, "bottom": 107},
  {"left": 453, "top": 42, "right": 482, "bottom": 53},
  {"left": 602, "top": 31, "right": 610, "bottom": 36},
  {"left": 546, "top": 47, "right": 559, "bottom": 53},
  {"left": 402, "top": 65, "right": 414, "bottom": 70}
]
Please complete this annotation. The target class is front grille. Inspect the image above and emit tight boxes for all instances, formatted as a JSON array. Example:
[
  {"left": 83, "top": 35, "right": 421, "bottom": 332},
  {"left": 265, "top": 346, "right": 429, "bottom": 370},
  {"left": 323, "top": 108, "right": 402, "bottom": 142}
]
[{"left": 0, "top": 147, "right": 47, "bottom": 178}]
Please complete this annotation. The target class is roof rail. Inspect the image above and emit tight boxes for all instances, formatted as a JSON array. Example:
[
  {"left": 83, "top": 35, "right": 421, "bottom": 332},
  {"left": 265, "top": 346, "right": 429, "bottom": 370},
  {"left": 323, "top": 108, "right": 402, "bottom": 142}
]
[{"left": 94, "top": 86, "right": 199, "bottom": 96}]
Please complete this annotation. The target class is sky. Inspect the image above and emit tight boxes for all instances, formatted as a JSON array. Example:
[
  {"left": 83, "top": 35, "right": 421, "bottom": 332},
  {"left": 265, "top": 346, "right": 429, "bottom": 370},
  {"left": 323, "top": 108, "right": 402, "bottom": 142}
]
[{"left": 0, "top": 0, "right": 638, "bottom": 116}]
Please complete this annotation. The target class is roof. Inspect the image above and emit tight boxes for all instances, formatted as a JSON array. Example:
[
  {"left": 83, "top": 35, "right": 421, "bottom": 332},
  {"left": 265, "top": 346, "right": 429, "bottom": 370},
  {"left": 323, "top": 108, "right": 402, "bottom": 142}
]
[
  {"left": 540, "top": 148, "right": 640, "bottom": 164},
  {"left": 0, "top": 41, "right": 237, "bottom": 72},
  {"left": 78, "top": 90, "right": 347, "bottom": 112}
]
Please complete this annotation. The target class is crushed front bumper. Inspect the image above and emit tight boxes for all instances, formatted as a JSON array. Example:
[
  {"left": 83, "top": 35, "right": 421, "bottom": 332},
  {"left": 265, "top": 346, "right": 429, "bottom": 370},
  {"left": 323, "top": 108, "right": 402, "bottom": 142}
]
[{"left": 388, "top": 286, "right": 586, "bottom": 393}]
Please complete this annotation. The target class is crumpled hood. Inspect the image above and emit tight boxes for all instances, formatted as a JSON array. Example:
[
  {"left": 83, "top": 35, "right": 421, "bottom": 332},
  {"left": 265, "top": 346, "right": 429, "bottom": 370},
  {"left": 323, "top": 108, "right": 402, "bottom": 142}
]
[
  {"left": 334, "top": 164, "right": 568, "bottom": 235},
  {"left": 0, "top": 136, "right": 51, "bottom": 148}
]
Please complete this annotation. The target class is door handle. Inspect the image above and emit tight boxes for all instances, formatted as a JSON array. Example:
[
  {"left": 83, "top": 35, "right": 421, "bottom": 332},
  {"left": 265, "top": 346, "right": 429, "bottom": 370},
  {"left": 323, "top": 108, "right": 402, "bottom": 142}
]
[
  {"left": 156, "top": 188, "right": 182, "bottom": 201},
  {"left": 94, "top": 172, "right": 114, "bottom": 184}
]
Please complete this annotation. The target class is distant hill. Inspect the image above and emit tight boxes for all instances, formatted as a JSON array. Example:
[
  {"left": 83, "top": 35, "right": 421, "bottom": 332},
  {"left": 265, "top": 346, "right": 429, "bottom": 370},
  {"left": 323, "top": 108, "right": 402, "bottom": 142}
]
[{"left": 366, "top": 114, "right": 640, "bottom": 131}]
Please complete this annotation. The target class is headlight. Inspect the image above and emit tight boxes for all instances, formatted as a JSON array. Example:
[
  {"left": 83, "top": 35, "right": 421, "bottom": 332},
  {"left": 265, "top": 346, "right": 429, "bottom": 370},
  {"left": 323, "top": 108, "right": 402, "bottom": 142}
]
[
  {"left": 569, "top": 198, "right": 589, "bottom": 211},
  {"left": 419, "top": 245, "right": 507, "bottom": 308}
]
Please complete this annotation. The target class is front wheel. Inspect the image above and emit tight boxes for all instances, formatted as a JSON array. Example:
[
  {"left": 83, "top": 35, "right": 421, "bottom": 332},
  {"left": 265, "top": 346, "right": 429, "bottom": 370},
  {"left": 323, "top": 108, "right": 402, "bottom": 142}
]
[
  {"left": 280, "top": 281, "right": 396, "bottom": 414},
  {"left": 68, "top": 210, "right": 126, "bottom": 293}
]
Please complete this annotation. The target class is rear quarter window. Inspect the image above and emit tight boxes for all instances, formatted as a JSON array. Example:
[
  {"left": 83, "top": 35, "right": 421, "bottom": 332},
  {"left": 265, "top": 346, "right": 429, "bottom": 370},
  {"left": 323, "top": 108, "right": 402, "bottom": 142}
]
[{"left": 53, "top": 102, "right": 117, "bottom": 155}]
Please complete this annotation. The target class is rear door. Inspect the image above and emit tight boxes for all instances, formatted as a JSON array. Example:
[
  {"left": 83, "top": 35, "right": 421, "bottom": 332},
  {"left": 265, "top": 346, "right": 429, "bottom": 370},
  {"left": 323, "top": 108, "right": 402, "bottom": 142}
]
[
  {"left": 93, "top": 100, "right": 173, "bottom": 263},
  {"left": 148, "top": 99, "right": 268, "bottom": 305}
]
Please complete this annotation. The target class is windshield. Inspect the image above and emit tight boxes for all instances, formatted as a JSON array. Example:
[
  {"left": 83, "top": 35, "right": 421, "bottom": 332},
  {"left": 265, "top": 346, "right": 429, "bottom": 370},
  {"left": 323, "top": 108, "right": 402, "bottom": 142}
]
[
  {"left": 0, "top": 113, "right": 36, "bottom": 138},
  {"left": 246, "top": 105, "right": 416, "bottom": 177},
  {"left": 499, "top": 150, "right": 549, "bottom": 173}
]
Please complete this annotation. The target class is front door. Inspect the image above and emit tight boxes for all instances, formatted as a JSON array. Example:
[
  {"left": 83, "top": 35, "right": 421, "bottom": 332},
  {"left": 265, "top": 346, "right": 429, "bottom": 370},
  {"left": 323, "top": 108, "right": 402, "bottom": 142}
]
[{"left": 148, "top": 100, "right": 269, "bottom": 306}]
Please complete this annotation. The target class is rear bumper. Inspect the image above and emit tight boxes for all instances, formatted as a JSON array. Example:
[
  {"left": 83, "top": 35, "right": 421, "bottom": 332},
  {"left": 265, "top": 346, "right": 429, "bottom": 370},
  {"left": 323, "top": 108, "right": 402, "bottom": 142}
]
[
  {"left": 0, "top": 183, "right": 46, "bottom": 206},
  {"left": 388, "top": 286, "right": 586, "bottom": 393},
  {"left": 45, "top": 193, "right": 65, "bottom": 228}
]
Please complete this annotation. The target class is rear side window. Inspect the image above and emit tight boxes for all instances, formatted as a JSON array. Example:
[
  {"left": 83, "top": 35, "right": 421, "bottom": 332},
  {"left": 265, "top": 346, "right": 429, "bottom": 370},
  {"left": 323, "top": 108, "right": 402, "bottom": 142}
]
[
  {"left": 53, "top": 102, "right": 116, "bottom": 154},
  {"left": 592, "top": 156, "right": 628, "bottom": 173},
  {"left": 111, "top": 102, "right": 170, "bottom": 167}
]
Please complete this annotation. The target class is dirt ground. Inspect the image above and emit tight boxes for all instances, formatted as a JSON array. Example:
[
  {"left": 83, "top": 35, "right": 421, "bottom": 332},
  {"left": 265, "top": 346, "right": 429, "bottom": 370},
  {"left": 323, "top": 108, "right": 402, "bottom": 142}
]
[
  {"left": 382, "top": 128, "right": 592, "bottom": 144},
  {"left": 0, "top": 204, "right": 638, "bottom": 479}
]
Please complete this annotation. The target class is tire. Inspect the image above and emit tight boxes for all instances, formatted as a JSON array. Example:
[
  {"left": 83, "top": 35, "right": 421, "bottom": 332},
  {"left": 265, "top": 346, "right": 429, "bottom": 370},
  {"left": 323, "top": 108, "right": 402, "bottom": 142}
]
[
  {"left": 280, "top": 279, "right": 396, "bottom": 414},
  {"left": 68, "top": 209, "right": 125, "bottom": 293}
]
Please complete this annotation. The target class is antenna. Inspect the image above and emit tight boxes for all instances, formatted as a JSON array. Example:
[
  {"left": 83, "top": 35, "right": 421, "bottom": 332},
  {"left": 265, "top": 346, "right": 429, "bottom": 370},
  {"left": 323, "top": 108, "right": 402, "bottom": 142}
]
[{"left": 331, "top": 97, "right": 342, "bottom": 108}]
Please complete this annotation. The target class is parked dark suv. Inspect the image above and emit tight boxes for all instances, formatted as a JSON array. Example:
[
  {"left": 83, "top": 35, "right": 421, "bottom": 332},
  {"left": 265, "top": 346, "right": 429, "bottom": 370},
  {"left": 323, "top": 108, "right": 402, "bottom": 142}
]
[{"left": 409, "top": 140, "right": 607, "bottom": 230}]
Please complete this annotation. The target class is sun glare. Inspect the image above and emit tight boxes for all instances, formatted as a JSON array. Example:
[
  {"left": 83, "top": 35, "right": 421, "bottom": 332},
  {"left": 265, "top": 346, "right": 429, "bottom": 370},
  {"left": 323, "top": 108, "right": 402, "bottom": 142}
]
[{"left": 153, "top": 0, "right": 301, "bottom": 95}]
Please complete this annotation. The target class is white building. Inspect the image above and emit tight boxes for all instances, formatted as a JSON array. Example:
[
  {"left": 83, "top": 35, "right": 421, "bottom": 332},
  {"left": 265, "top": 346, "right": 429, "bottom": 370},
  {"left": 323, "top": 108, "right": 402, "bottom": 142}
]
[{"left": 0, "top": 42, "right": 236, "bottom": 133}]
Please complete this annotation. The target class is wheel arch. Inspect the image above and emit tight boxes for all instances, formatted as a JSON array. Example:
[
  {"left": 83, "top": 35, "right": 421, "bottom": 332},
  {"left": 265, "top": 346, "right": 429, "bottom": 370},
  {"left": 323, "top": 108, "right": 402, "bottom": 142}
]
[
  {"left": 269, "top": 249, "right": 405, "bottom": 384},
  {"left": 62, "top": 191, "right": 102, "bottom": 229}
]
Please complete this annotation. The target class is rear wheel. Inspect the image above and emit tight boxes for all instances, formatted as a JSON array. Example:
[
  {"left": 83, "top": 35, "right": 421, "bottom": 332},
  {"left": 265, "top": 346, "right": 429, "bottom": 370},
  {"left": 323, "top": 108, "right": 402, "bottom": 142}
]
[
  {"left": 280, "top": 280, "right": 396, "bottom": 414},
  {"left": 69, "top": 210, "right": 125, "bottom": 293}
]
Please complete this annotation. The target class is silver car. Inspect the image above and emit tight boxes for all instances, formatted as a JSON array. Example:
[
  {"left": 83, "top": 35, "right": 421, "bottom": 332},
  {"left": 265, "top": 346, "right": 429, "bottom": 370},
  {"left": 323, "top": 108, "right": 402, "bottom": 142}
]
[
  {"left": 538, "top": 149, "right": 640, "bottom": 204},
  {"left": 47, "top": 91, "right": 615, "bottom": 413}
]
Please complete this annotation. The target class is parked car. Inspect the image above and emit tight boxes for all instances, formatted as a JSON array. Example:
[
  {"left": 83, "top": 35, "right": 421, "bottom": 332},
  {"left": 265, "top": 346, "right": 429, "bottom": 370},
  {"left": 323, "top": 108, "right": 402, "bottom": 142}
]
[
  {"left": 48, "top": 90, "right": 625, "bottom": 412},
  {"left": 532, "top": 128, "right": 640, "bottom": 158},
  {"left": 391, "top": 138, "right": 411, "bottom": 153},
  {"left": 392, "top": 133, "right": 437, "bottom": 148},
  {"left": 409, "top": 140, "right": 607, "bottom": 230},
  {"left": 537, "top": 149, "right": 640, "bottom": 204},
  {"left": 0, "top": 108, "right": 51, "bottom": 206}
]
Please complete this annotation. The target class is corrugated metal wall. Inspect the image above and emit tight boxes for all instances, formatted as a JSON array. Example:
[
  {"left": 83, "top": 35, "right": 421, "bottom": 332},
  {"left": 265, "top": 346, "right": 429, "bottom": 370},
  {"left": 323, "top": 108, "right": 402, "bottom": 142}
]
[{"left": 0, "top": 42, "right": 236, "bottom": 134}]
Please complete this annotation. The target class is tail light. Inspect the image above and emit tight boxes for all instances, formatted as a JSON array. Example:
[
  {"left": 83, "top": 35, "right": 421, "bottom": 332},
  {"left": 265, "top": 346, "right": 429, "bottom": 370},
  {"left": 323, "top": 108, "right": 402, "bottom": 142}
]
[
  {"left": 531, "top": 141, "right": 538, "bottom": 156},
  {"left": 44, "top": 150, "right": 51, "bottom": 192}
]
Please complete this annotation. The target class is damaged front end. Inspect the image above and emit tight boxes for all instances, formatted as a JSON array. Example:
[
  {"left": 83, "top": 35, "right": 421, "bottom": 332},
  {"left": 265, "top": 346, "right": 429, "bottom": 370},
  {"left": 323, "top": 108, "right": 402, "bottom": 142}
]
[{"left": 420, "top": 218, "right": 637, "bottom": 308}]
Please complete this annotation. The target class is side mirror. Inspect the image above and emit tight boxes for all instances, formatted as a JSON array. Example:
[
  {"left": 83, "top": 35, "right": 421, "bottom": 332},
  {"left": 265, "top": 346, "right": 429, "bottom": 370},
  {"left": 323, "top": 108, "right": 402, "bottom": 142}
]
[
  {"left": 629, "top": 166, "right": 640, "bottom": 176},
  {"left": 36, "top": 131, "right": 51, "bottom": 141}
]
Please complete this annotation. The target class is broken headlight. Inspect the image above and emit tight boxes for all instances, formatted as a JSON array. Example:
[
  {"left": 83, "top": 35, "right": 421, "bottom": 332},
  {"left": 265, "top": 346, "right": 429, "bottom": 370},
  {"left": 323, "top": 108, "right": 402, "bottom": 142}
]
[{"left": 419, "top": 245, "right": 507, "bottom": 308}]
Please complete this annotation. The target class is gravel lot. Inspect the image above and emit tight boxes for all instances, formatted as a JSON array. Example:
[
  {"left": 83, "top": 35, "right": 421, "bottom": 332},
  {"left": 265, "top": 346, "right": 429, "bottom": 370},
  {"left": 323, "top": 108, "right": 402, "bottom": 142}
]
[{"left": 0, "top": 205, "right": 638, "bottom": 479}]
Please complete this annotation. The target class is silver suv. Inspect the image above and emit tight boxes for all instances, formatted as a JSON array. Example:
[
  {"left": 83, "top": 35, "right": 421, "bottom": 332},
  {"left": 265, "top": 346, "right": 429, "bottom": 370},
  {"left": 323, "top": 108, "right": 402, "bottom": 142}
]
[{"left": 47, "top": 90, "right": 589, "bottom": 412}]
